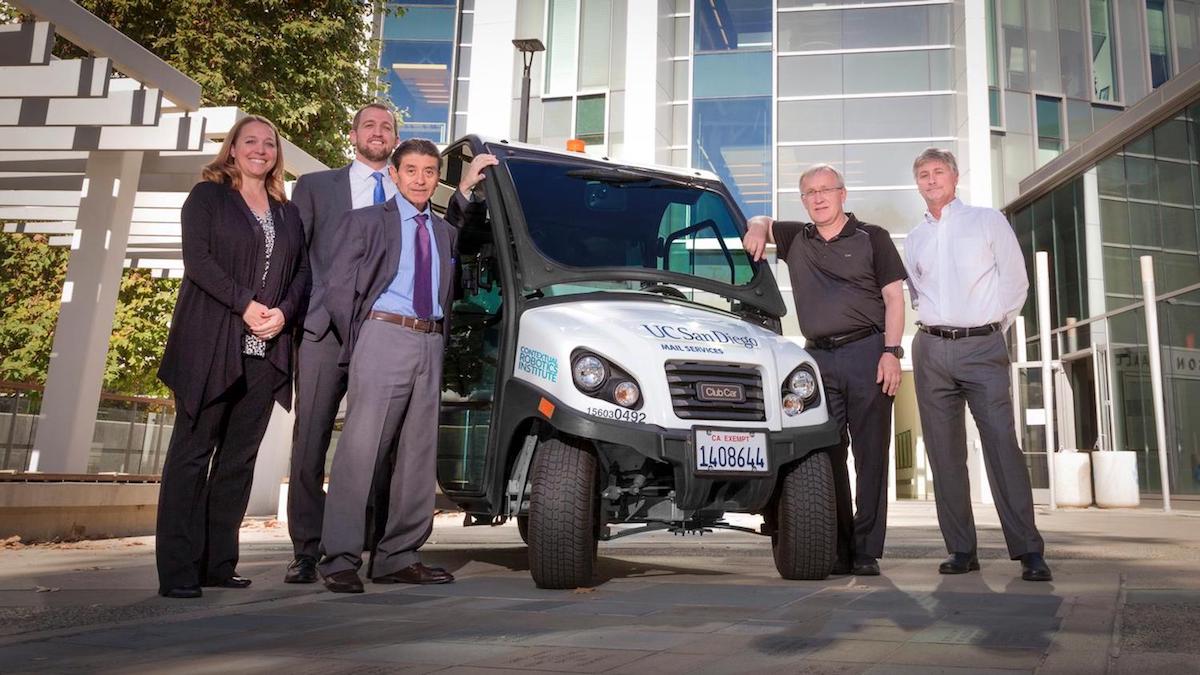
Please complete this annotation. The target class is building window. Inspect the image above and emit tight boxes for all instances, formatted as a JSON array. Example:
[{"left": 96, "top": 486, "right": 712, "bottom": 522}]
[
  {"left": 1036, "top": 95, "right": 1064, "bottom": 165},
  {"left": 1001, "top": 0, "right": 1029, "bottom": 91},
  {"left": 694, "top": 0, "right": 772, "bottom": 218},
  {"left": 540, "top": 0, "right": 614, "bottom": 152},
  {"left": 1147, "top": 0, "right": 1172, "bottom": 88},
  {"left": 380, "top": 1, "right": 457, "bottom": 144},
  {"left": 987, "top": 0, "right": 1002, "bottom": 127},
  {"left": 1089, "top": 0, "right": 1119, "bottom": 101},
  {"left": 575, "top": 94, "right": 605, "bottom": 145},
  {"left": 1175, "top": 0, "right": 1200, "bottom": 71}
]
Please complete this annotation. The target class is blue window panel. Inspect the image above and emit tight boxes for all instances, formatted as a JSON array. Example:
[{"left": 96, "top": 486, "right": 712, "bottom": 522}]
[
  {"left": 693, "top": 97, "right": 772, "bottom": 218},
  {"left": 383, "top": 5, "right": 455, "bottom": 41},
  {"left": 380, "top": 40, "right": 453, "bottom": 142},
  {"left": 695, "top": 0, "right": 773, "bottom": 52},
  {"left": 693, "top": 51, "right": 772, "bottom": 99}
]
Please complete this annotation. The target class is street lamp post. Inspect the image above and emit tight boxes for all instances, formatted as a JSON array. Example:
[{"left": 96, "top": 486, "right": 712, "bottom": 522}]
[{"left": 512, "top": 38, "right": 545, "bottom": 143}]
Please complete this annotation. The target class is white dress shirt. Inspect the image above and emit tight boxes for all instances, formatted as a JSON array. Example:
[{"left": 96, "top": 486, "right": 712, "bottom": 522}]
[
  {"left": 905, "top": 197, "right": 1029, "bottom": 329},
  {"left": 348, "top": 158, "right": 398, "bottom": 209}
]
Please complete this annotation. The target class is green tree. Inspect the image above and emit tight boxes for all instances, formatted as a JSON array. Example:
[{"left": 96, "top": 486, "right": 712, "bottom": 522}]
[
  {"left": 0, "top": 233, "right": 68, "bottom": 384},
  {"left": 5, "top": 0, "right": 393, "bottom": 167},
  {"left": 104, "top": 271, "right": 180, "bottom": 397}
]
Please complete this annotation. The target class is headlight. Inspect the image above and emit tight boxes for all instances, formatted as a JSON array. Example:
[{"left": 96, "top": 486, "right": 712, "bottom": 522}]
[
  {"left": 788, "top": 369, "right": 817, "bottom": 399},
  {"left": 613, "top": 381, "right": 640, "bottom": 408},
  {"left": 782, "top": 393, "right": 803, "bottom": 416},
  {"left": 572, "top": 354, "right": 607, "bottom": 391}
]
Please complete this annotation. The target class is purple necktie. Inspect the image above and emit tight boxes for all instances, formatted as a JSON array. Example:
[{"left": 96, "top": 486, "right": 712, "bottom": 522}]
[{"left": 413, "top": 213, "right": 433, "bottom": 319}]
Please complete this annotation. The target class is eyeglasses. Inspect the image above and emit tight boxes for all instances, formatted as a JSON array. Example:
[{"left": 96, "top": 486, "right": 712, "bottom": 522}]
[{"left": 800, "top": 186, "right": 844, "bottom": 200}]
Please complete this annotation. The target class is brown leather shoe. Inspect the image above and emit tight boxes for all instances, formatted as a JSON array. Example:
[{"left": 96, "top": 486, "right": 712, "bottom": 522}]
[
  {"left": 322, "top": 569, "right": 364, "bottom": 593},
  {"left": 372, "top": 562, "right": 454, "bottom": 585}
]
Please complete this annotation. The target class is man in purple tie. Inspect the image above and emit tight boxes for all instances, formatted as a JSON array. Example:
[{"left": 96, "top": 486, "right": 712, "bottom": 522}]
[
  {"left": 318, "top": 139, "right": 460, "bottom": 592},
  {"left": 284, "top": 103, "right": 398, "bottom": 585}
]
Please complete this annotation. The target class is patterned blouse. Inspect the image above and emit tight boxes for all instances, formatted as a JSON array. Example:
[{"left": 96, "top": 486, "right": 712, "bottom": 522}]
[{"left": 242, "top": 208, "right": 276, "bottom": 357}]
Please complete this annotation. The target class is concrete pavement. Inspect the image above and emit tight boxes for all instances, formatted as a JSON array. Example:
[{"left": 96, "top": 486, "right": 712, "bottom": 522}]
[{"left": 1, "top": 501, "right": 1198, "bottom": 674}]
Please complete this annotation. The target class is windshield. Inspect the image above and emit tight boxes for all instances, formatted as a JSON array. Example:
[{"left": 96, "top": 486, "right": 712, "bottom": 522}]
[{"left": 505, "top": 159, "right": 757, "bottom": 298}]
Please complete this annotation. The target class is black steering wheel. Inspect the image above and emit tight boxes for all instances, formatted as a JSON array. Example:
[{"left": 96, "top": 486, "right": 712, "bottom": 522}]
[{"left": 640, "top": 282, "right": 688, "bottom": 300}]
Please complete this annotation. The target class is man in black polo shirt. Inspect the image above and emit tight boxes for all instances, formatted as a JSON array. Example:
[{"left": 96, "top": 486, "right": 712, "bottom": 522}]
[{"left": 744, "top": 163, "right": 906, "bottom": 576}]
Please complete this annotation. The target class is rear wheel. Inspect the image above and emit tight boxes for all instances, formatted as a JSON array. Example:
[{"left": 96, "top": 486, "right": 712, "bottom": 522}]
[
  {"left": 516, "top": 515, "right": 530, "bottom": 544},
  {"left": 527, "top": 435, "right": 598, "bottom": 589},
  {"left": 772, "top": 450, "right": 836, "bottom": 580}
]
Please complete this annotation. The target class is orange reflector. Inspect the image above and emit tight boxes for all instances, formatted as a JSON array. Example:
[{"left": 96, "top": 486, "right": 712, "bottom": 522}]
[
  {"left": 566, "top": 138, "right": 586, "bottom": 152},
  {"left": 538, "top": 397, "right": 555, "bottom": 419}
]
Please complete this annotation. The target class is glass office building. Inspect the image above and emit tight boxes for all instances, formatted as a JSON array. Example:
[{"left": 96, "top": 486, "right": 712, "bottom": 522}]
[{"left": 382, "top": 0, "right": 1200, "bottom": 501}]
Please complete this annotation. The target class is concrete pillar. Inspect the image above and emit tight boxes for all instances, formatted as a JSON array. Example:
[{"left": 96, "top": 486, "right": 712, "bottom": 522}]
[
  {"left": 247, "top": 403, "right": 295, "bottom": 517},
  {"left": 621, "top": 0, "right": 660, "bottom": 165},
  {"left": 33, "top": 150, "right": 143, "bottom": 473},
  {"left": 467, "top": 0, "right": 518, "bottom": 138}
]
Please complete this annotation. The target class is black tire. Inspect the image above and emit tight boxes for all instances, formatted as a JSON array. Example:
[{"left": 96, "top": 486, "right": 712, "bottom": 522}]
[
  {"left": 527, "top": 435, "right": 598, "bottom": 589},
  {"left": 516, "top": 515, "right": 530, "bottom": 545},
  {"left": 772, "top": 450, "right": 836, "bottom": 580}
]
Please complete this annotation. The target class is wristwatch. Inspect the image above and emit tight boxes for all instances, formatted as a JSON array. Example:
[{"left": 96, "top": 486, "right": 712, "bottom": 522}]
[{"left": 883, "top": 345, "right": 904, "bottom": 358}]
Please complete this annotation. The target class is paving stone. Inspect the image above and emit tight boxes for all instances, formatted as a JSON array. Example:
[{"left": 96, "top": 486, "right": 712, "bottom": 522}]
[
  {"left": 529, "top": 626, "right": 696, "bottom": 651},
  {"left": 340, "top": 640, "right": 523, "bottom": 665},
  {"left": 909, "top": 617, "right": 1060, "bottom": 650},
  {"left": 886, "top": 642, "right": 1045, "bottom": 670},
  {"left": 468, "top": 645, "right": 653, "bottom": 672},
  {"left": 800, "top": 638, "right": 905, "bottom": 663},
  {"left": 608, "top": 651, "right": 719, "bottom": 674},
  {"left": 864, "top": 666, "right": 1029, "bottom": 675},
  {"left": 615, "top": 582, "right": 816, "bottom": 609},
  {"left": 1112, "top": 651, "right": 1200, "bottom": 674}
]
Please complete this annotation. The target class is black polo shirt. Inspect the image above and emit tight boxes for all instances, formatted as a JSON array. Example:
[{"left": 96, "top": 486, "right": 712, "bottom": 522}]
[{"left": 774, "top": 213, "right": 907, "bottom": 341}]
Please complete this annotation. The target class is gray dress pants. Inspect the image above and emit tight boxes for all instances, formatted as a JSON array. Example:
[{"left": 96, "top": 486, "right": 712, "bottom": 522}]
[
  {"left": 912, "top": 330, "right": 1044, "bottom": 559},
  {"left": 319, "top": 320, "right": 444, "bottom": 578}
]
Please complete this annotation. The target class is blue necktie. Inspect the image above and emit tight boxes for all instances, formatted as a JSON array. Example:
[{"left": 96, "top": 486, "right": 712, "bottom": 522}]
[
  {"left": 371, "top": 171, "right": 386, "bottom": 205},
  {"left": 413, "top": 213, "right": 433, "bottom": 319}
]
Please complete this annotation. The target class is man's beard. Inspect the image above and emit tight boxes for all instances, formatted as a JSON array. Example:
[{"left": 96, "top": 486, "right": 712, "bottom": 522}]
[{"left": 357, "top": 139, "right": 392, "bottom": 163}]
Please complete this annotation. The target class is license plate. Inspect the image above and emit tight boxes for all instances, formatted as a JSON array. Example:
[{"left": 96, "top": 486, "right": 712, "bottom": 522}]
[{"left": 694, "top": 429, "right": 768, "bottom": 473}]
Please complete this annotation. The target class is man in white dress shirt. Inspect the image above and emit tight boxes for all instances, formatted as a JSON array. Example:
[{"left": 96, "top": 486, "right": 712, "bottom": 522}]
[{"left": 905, "top": 148, "right": 1052, "bottom": 582}]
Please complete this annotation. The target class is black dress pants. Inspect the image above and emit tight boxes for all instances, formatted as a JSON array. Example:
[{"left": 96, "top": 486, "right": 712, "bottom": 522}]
[
  {"left": 809, "top": 332, "right": 894, "bottom": 564},
  {"left": 156, "top": 356, "right": 282, "bottom": 593}
]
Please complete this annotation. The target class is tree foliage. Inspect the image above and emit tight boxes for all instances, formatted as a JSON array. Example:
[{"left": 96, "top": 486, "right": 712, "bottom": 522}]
[
  {"left": 8, "top": 0, "right": 393, "bottom": 167},
  {"left": 0, "top": 233, "right": 180, "bottom": 396},
  {"left": 0, "top": 233, "right": 68, "bottom": 384}
]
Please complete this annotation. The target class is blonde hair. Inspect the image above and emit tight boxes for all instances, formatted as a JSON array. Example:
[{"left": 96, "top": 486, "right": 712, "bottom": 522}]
[{"left": 202, "top": 115, "right": 288, "bottom": 203}]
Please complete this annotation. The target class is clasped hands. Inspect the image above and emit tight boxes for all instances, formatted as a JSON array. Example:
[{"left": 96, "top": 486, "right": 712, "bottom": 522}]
[{"left": 243, "top": 300, "right": 285, "bottom": 340}]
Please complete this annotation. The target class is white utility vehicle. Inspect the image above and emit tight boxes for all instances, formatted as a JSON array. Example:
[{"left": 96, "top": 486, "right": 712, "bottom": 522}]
[{"left": 433, "top": 136, "right": 841, "bottom": 589}]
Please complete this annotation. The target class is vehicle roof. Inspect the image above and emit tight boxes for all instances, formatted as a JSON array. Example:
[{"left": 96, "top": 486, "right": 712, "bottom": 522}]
[{"left": 470, "top": 135, "right": 722, "bottom": 183}]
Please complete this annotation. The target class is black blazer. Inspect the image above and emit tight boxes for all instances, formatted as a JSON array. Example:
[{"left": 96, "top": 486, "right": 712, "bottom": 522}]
[
  {"left": 158, "top": 180, "right": 311, "bottom": 421},
  {"left": 324, "top": 197, "right": 457, "bottom": 366}
]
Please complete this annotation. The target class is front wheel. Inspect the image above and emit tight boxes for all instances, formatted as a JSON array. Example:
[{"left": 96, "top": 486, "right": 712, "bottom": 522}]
[
  {"left": 772, "top": 450, "right": 836, "bottom": 580},
  {"left": 527, "top": 435, "right": 598, "bottom": 589}
]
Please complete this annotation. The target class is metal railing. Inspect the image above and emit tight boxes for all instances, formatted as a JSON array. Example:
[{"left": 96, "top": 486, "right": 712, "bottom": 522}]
[{"left": 0, "top": 382, "right": 174, "bottom": 474}]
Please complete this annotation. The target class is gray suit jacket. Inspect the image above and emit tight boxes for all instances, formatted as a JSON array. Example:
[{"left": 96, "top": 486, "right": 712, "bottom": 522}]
[
  {"left": 324, "top": 198, "right": 458, "bottom": 366},
  {"left": 292, "top": 164, "right": 353, "bottom": 339}
]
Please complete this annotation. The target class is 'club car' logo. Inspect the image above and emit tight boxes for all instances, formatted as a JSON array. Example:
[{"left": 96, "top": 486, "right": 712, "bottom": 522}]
[{"left": 697, "top": 382, "right": 745, "bottom": 403}]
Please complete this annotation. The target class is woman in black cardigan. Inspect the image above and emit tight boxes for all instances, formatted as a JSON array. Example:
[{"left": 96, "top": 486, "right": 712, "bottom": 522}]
[{"left": 155, "top": 115, "right": 310, "bottom": 598}]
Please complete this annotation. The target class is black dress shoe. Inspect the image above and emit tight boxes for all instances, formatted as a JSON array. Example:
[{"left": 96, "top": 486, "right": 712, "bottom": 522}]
[
  {"left": 203, "top": 575, "right": 252, "bottom": 588},
  {"left": 372, "top": 562, "right": 454, "bottom": 585},
  {"left": 160, "top": 585, "right": 203, "bottom": 599},
  {"left": 1020, "top": 553, "right": 1053, "bottom": 582},
  {"left": 322, "top": 569, "right": 364, "bottom": 593},
  {"left": 285, "top": 556, "right": 318, "bottom": 584},
  {"left": 938, "top": 552, "right": 980, "bottom": 575},
  {"left": 852, "top": 556, "right": 881, "bottom": 576}
]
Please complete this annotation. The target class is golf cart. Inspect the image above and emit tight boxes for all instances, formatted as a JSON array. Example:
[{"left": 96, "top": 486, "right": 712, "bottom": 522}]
[{"left": 432, "top": 135, "right": 841, "bottom": 589}]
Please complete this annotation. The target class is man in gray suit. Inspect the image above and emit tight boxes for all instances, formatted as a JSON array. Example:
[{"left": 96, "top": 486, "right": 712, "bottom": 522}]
[
  {"left": 905, "top": 147, "right": 1051, "bottom": 582},
  {"left": 285, "top": 103, "right": 399, "bottom": 584},
  {"left": 318, "top": 139, "right": 459, "bottom": 593}
]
